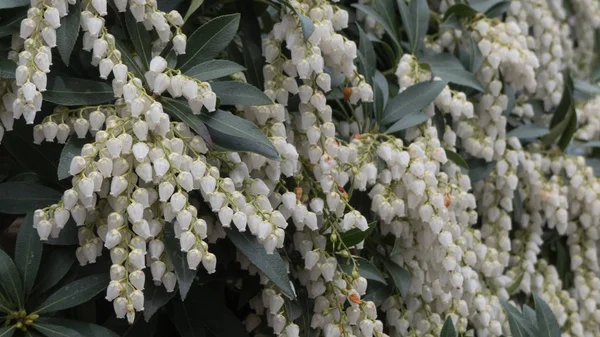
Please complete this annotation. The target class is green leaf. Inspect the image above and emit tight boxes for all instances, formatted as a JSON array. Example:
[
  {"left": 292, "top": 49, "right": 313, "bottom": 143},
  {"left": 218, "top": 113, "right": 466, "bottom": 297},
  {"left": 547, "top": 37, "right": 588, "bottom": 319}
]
[
  {"left": 34, "top": 248, "right": 75, "bottom": 294},
  {"left": 0, "top": 181, "right": 61, "bottom": 214},
  {"left": 444, "top": 3, "right": 478, "bottom": 19},
  {"left": 506, "top": 271, "right": 524, "bottom": 295},
  {"left": 15, "top": 212, "right": 43, "bottom": 296},
  {"left": 57, "top": 137, "right": 86, "bottom": 181},
  {"left": 352, "top": 4, "right": 400, "bottom": 50},
  {"left": 210, "top": 81, "right": 272, "bottom": 106},
  {"left": 0, "top": 248, "right": 23, "bottom": 308},
  {"left": 2, "top": 120, "right": 63, "bottom": 183},
  {"left": 0, "top": 7, "right": 26, "bottom": 39},
  {"left": 468, "top": 160, "right": 496, "bottom": 183},
  {"left": 523, "top": 304, "right": 538, "bottom": 328},
  {"left": 227, "top": 228, "right": 295, "bottom": 299},
  {"left": 445, "top": 149, "right": 469, "bottom": 169},
  {"left": 420, "top": 53, "right": 484, "bottom": 91},
  {"left": 573, "top": 79, "right": 600, "bottom": 100},
  {"left": 469, "top": 0, "right": 503, "bottom": 12},
  {"left": 0, "top": 0, "right": 27, "bottom": 9},
  {"left": 549, "top": 73, "right": 573, "bottom": 129},
  {"left": 162, "top": 98, "right": 278, "bottom": 160},
  {"left": 298, "top": 14, "right": 314, "bottom": 42},
  {"left": 362, "top": 282, "right": 393, "bottom": 306},
  {"left": 183, "top": 0, "right": 204, "bottom": 22},
  {"left": 184, "top": 60, "right": 245, "bottom": 82},
  {"left": 170, "top": 298, "right": 206, "bottom": 337},
  {"left": 339, "top": 257, "right": 387, "bottom": 284},
  {"left": 484, "top": 1, "right": 510, "bottom": 17},
  {"left": 178, "top": 14, "right": 241, "bottom": 72},
  {"left": 143, "top": 274, "right": 175, "bottom": 322},
  {"left": 385, "top": 112, "right": 430, "bottom": 133},
  {"left": 55, "top": 0, "right": 80, "bottom": 66},
  {"left": 533, "top": 293, "right": 561, "bottom": 337},
  {"left": 373, "top": 71, "right": 389, "bottom": 123},
  {"left": 382, "top": 260, "right": 411, "bottom": 298},
  {"left": 357, "top": 25, "right": 376, "bottom": 83},
  {"left": 115, "top": 40, "right": 145, "bottom": 80},
  {"left": 33, "top": 323, "right": 82, "bottom": 337},
  {"left": 339, "top": 222, "right": 376, "bottom": 248},
  {"left": 501, "top": 300, "right": 539, "bottom": 337},
  {"left": 407, "top": 0, "right": 429, "bottom": 54},
  {"left": 125, "top": 11, "right": 152, "bottom": 71},
  {"left": 0, "top": 326, "right": 16, "bottom": 337},
  {"left": 163, "top": 223, "right": 197, "bottom": 301},
  {"left": 440, "top": 316, "right": 457, "bottom": 337},
  {"left": 381, "top": 80, "right": 447, "bottom": 125},
  {"left": 507, "top": 124, "right": 550, "bottom": 139},
  {"left": 242, "top": 40, "right": 265, "bottom": 91},
  {"left": 44, "top": 76, "right": 114, "bottom": 106},
  {"left": 34, "top": 273, "right": 109, "bottom": 314},
  {"left": 160, "top": 98, "right": 212, "bottom": 147},
  {"left": 0, "top": 57, "right": 16, "bottom": 78},
  {"left": 36, "top": 319, "right": 118, "bottom": 337}
]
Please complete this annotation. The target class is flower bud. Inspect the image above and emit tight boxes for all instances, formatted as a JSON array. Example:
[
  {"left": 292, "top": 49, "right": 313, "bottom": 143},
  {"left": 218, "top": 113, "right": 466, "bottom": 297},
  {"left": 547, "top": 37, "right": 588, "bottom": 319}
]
[
  {"left": 151, "top": 261, "right": 166, "bottom": 281},
  {"left": 202, "top": 252, "right": 216, "bottom": 274},
  {"left": 128, "top": 249, "right": 146, "bottom": 270},
  {"left": 186, "top": 248, "right": 202, "bottom": 270},
  {"left": 129, "top": 270, "right": 145, "bottom": 290},
  {"left": 162, "top": 272, "right": 177, "bottom": 292},
  {"left": 105, "top": 281, "right": 122, "bottom": 301}
]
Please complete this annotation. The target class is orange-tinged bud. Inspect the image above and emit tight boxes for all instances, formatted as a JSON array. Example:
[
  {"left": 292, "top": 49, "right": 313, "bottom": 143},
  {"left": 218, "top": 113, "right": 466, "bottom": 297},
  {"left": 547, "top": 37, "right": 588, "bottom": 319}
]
[
  {"left": 444, "top": 193, "right": 451, "bottom": 208},
  {"left": 343, "top": 87, "right": 352, "bottom": 101},
  {"left": 294, "top": 186, "right": 302, "bottom": 201},
  {"left": 349, "top": 293, "right": 362, "bottom": 305}
]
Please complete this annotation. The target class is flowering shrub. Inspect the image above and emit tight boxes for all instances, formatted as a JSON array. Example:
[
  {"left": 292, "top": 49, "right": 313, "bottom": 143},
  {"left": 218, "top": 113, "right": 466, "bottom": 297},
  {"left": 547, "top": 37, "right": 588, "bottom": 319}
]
[{"left": 0, "top": 0, "right": 598, "bottom": 336}]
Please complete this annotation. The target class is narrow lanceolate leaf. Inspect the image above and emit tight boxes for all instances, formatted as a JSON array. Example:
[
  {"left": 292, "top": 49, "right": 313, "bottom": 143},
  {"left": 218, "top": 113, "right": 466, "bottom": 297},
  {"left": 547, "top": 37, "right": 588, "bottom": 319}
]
[
  {"left": 163, "top": 223, "right": 197, "bottom": 301},
  {"left": 34, "top": 248, "right": 75, "bottom": 294},
  {"left": 115, "top": 40, "right": 146, "bottom": 80},
  {"left": 178, "top": 14, "right": 241, "bottom": 72},
  {"left": 184, "top": 60, "right": 245, "bottom": 81},
  {"left": 382, "top": 260, "right": 411, "bottom": 298},
  {"left": 0, "top": 0, "right": 28, "bottom": 9},
  {"left": 501, "top": 300, "right": 539, "bottom": 337},
  {"left": 242, "top": 40, "right": 265, "bottom": 90},
  {"left": 339, "top": 257, "right": 387, "bottom": 284},
  {"left": 57, "top": 137, "right": 86, "bottom": 180},
  {"left": 0, "top": 326, "right": 16, "bottom": 337},
  {"left": 45, "top": 76, "right": 114, "bottom": 106},
  {"left": 0, "top": 181, "right": 61, "bottom": 214},
  {"left": 161, "top": 98, "right": 212, "bottom": 147},
  {"left": 420, "top": 53, "right": 484, "bottom": 91},
  {"left": 183, "top": 0, "right": 205, "bottom": 22},
  {"left": 0, "top": 57, "right": 16, "bottom": 78},
  {"left": 0, "top": 248, "right": 24, "bottom": 308},
  {"left": 33, "top": 323, "right": 82, "bottom": 337},
  {"left": 523, "top": 304, "right": 538, "bottom": 328},
  {"left": 445, "top": 149, "right": 469, "bottom": 169},
  {"left": 35, "top": 319, "right": 118, "bottom": 337},
  {"left": 381, "top": 80, "right": 447, "bottom": 125},
  {"left": 533, "top": 293, "right": 561, "bottom": 337},
  {"left": 15, "top": 213, "right": 43, "bottom": 296},
  {"left": 34, "top": 273, "right": 109, "bottom": 314},
  {"left": 227, "top": 229, "right": 295, "bottom": 299},
  {"left": 440, "top": 316, "right": 457, "bottom": 337},
  {"left": 352, "top": 4, "right": 400, "bottom": 49},
  {"left": 125, "top": 11, "right": 152, "bottom": 70},
  {"left": 385, "top": 112, "right": 430, "bottom": 134},
  {"left": 143, "top": 275, "right": 175, "bottom": 322},
  {"left": 55, "top": 0, "right": 80, "bottom": 66},
  {"left": 407, "top": 0, "right": 429, "bottom": 54},
  {"left": 211, "top": 81, "right": 273, "bottom": 106},
  {"left": 357, "top": 25, "right": 376, "bottom": 83},
  {"left": 507, "top": 124, "right": 550, "bottom": 139}
]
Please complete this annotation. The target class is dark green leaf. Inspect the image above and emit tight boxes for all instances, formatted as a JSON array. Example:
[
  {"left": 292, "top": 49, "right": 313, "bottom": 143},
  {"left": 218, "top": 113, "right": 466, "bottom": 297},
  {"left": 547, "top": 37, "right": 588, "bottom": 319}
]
[
  {"left": 468, "top": 160, "right": 496, "bottom": 183},
  {"left": 125, "top": 11, "right": 152, "bottom": 71},
  {"left": 34, "top": 248, "right": 75, "bottom": 294},
  {"left": 178, "top": 14, "right": 241, "bottom": 72},
  {"left": 444, "top": 3, "right": 478, "bottom": 19},
  {"left": 484, "top": 1, "right": 510, "bottom": 17},
  {"left": 362, "top": 282, "right": 393, "bottom": 306},
  {"left": 161, "top": 98, "right": 212, "bottom": 147},
  {"left": 0, "top": 248, "right": 23, "bottom": 308},
  {"left": 382, "top": 260, "right": 411, "bottom": 298},
  {"left": 357, "top": 25, "right": 376, "bottom": 82},
  {"left": 0, "top": 57, "right": 16, "bottom": 78},
  {"left": 0, "top": 0, "right": 27, "bottom": 9},
  {"left": 445, "top": 149, "right": 469, "bottom": 169},
  {"left": 163, "top": 223, "right": 197, "bottom": 301},
  {"left": 469, "top": 0, "right": 505, "bottom": 12},
  {"left": 36, "top": 318, "right": 118, "bottom": 337},
  {"left": 503, "top": 83, "right": 515, "bottom": 116},
  {"left": 45, "top": 76, "right": 114, "bottom": 106},
  {"left": 33, "top": 323, "right": 82, "bottom": 337},
  {"left": 0, "top": 326, "right": 15, "bottom": 337},
  {"left": 385, "top": 112, "right": 430, "bottom": 133},
  {"left": 55, "top": 0, "right": 80, "bottom": 66},
  {"left": 15, "top": 212, "right": 43, "bottom": 296},
  {"left": 104, "top": 315, "right": 157, "bottom": 337},
  {"left": 420, "top": 53, "right": 484, "bottom": 91},
  {"left": 0, "top": 181, "right": 60, "bottom": 214},
  {"left": 211, "top": 81, "right": 272, "bottom": 106},
  {"left": 183, "top": 0, "right": 205, "bottom": 22},
  {"left": 373, "top": 71, "right": 389, "bottom": 123},
  {"left": 501, "top": 300, "right": 539, "bottom": 337},
  {"left": 46, "top": 219, "right": 79, "bottom": 246},
  {"left": 284, "top": 298, "right": 302, "bottom": 321},
  {"left": 408, "top": 0, "right": 429, "bottom": 53},
  {"left": 339, "top": 257, "right": 387, "bottom": 284},
  {"left": 0, "top": 7, "right": 26, "bottom": 39},
  {"left": 184, "top": 60, "right": 245, "bottom": 82},
  {"left": 506, "top": 271, "right": 523, "bottom": 295},
  {"left": 34, "top": 273, "right": 109, "bottom": 314},
  {"left": 523, "top": 304, "right": 537, "bottom": 328},
  {"left": 381, "top": 80, "right": 447, "bottom": 125},
  {"left": 549, "top": 73, "right": 573, "bottom": 129},
  {"left": 352, "top": 4, "right": 400, "bottom": 50},
  {"left": 143, "top": 274, "right": 175, "bottom": 322},
  {"left": 227, "top": 228, "right": 295, "bottom": 299},
  {"left": 115, "top": 40, "right": 145, "bottom": 80},
  {"left": 57, "top": 137, "right": 86, "bottom": 180},
  {"left": 339, "top": 222, "right": 376, "bottom": 248},
  {"left": 162, "top": 99, "right": 278, "bottom": 160},
  {"left": 440, "top": 316, "right": 457, "bottom": 337},
  {"left": 242, "top": 40, "right": 265, "bottom": 90},
  {"left": 507, "top": 124, "right": 550, "bottom": 139},
  {"left": 558, "top": 108, "right": 577, "bottom": 151},
  {"left": 0, "top": 157, "right": 13, "bottom": 182},
  {"left": 170, "top": 298, "right": 206, "bottom": 337},
  {"left": 533, "top": 293, "right": 561, "bottom": 337}
]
